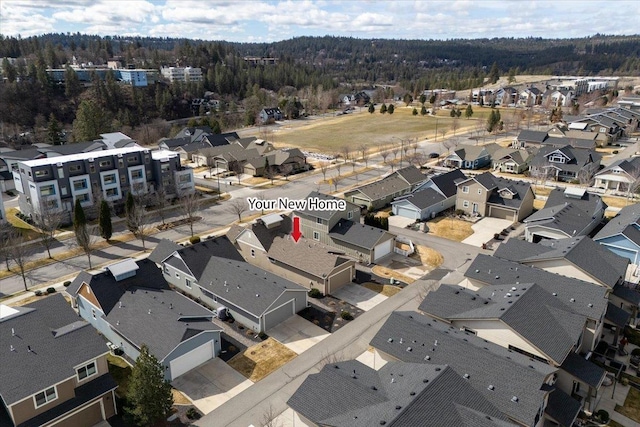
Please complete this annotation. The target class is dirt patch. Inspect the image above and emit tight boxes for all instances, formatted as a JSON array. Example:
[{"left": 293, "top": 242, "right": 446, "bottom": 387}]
[
  {"left": 426, "top": 217, "right": 473, "bottom": 241},
  {"left": 371, "top": 265, "right": 415, "bottom": 284},
  {"left": 615, "top": 386, "right": 640, "bottom": 423},
  {"left": 227, "top": 338, "right": 297, "bottom": 382},
  {"left": 375, "top": 208, "right": 392, "bottom": 219},
  {"left": 533, "top": 199, "right": 546, "bottom": 210},
  {"left": 243, "top": 177, "right": 269, "bottom": 185},
  {"left": 172, "top": 389, "right": 191, "bottom": 405},
  {"left": 411, "top": 245, "right": 444, "bottom": 269},
  {"left": 532, "top": 187, "right": 553, "bottom": 197},
  {"left": 603, "top": 196, "right": 635, "bottom": 209},
  {"left": 362, "top": 282, "right": 402, "bottom": 297}
]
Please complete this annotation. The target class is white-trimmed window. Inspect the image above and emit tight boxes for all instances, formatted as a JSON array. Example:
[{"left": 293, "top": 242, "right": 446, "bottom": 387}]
[
  {"left": 105, "top": 188, "right": 119, "bottom": 197},
  {"left": 463, "top": 200, "right": 469, "bottom": 208},
  {"left": 185, "top": 278, "right": 192, "bottom": 289},
  {"left": 77, "top": 361, "right": 97, "bottom": 380},
  {"left": 313, "top": 231, "right": 320, "bottom": 240},
  {"left": 69, "top": 164, "right": 82, "bottom": 173},
  {"left": 75, "top": 193, "right": 90, "bottom": 203},
  {"left": 316, "top": 217, "right": 322, "bottom": 224},
  {"left": 347, "top": 211, "right": 353, "bottom": 219},
  {"left": 131, "top": 169, "right": 143, "bottom": 179},
  {"left": 103, "top": 173, "right": 117, "bottom": 185},
  {"left": 99, "top": 160, "right": 112, "bottom": 168},
  {"left": 34, "top": 386, "right": 57, "bottom": 408},
  {"left": 462, "top": 186, "right": 469, "bottom": 193},
  {"left": 40, "top": 184, "right": 56, "bottom": 197},
  {"left": 35, "top": 169, "right": 49, "bottom": 178}
]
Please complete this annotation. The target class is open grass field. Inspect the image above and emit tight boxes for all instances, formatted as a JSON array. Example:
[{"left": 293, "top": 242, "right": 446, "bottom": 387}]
[
  {"left": 616, "top": 386, "right": 640, "bottom": 423},
  {"left": 228, "top": 338, "right": 297, "bottom": 382},
  {"left": 245, "top": 107, "right": 492, "bottom": 153}
]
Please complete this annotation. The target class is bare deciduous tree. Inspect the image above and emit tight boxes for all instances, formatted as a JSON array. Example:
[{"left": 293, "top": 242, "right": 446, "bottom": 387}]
[
  {"left": 9, "top": 232, "right": 31, "bottom": 291},
  {"left": 75, "top": 225, "right": 99, "bottom": 270},
  {"left": 260, "top": 404, "right": 281, "bottom": 427},
  {"left": 358, "top": 144, "right": 369, "bottom": 167},
  {"left": 391, "top": 144, "right": 400, "bottom": 161},
  {"left": 577, "top": 165, "right": 597, "bottom": 188},
  {"left": 341, "top": 146, "right": 351, "bottom": 163},
  {"left": 228, "top": 198, "right": 248, "bottom": 222},
  {"left": 264, "top": 164, "right": 277, "bottom": 185},
  {"left": 178, "top": 191, "right": 201, "bottom": 237},
  {"left": 334, "top": 161, "right": 342, "bottom": 176},
  {"left": 151, "top": 185, "right": 171, "bottom": 226},
  {"left": 33, "top": 196, "right": 63, "bottom": 259},
  {"left": 0, "top": 223, "right": 13, "bottom": 271},
  {"left": 330, "top": 175, "right": 343, "bottom": 192},
  {"left": 451, "top": 117, "right": 460, "bottom": 136},
  {"left": 319, "top": 161, "right": 329, "bottom": 183},
  {"left": 280, "top": 163, "right": 293, "bottom": 181},
  {"left": 128, "top": 203, "right": 154, "bottom": 249}
]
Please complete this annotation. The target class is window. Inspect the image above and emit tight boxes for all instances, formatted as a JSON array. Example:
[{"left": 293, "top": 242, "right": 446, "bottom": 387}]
[
  {"left": 103, "top": 173, "right": 117, "bottom": 185},
  {"left": 131, "top": 169, "right": 143, "bottom": 179},
  {"left": 105, "top": 188, "right": 119, "bottom": 197},
  {"left": 250, "top": 249, "right": 255, "bottom": 258},
  {"left": 548, "top": 154, "right": 565, "bottom": 163},
  {"left": 40, "top": 184, "right": 55, "bottom": 197},
  {"left": 463, "top": 327, "right": 476, "bottom": 335},
  {"left": 118, "top": 159, "right": 124, "bottom": 168},
  {"left": 99, "top": 160, "right": 112, "bottom": 168},
  {"left": 313, "top": 231, "right": 320, "bottom": 240},
  {"left": 179, "top": 174, "right": 191, "bottom": 183},
  {"left": 73, "top": 179, "right": 88, "bottom": 191},
  {"left": 185, "top": 278, "right": 192, "bottom": 289},
  {"left": 120, "top": 174, "right": 127, "bottom": 183},
  {"left": 127, "top": 156, "right": 137, "bottom": 164},
  {"left": 477, "top": 189, "right": 482, "bottom": 194},
  {"left": 463, "top": 200, "right": 469, "bottom": 208},
  {"left": 163, "top": 265, "right": 169, "bottom": 275},
  {"left": 77, "top": 361, "right": 97, "bottom": 380},
  {"left": 35, "top": 169, "right": 49, "bottom": 178},
  {"left": 34, "top": 386, "right": 57, "bottom": 408},
  {"left": 316, "top": 218, "right": 322, "bottom": 224},
  {"left": 76, "top": 193, "right": 90, "bottom": 203},
  {"left": 462, "top": 186, "right": 469, "bottom": 193},
  {"left": 175, "top": 273, "right": 180, "bottom": 279},
  {"left": 91, "top": 308, "right": 96, "bottom": 319},
  {"left": 161, "top": 164, "right": 171, "bottom": 173},
  {"left": 347, "top": 211, "right": 353, "bottom": 219},
  {"left": 90, "top": 165, "right": 96, "bottom": 174},
  {"left": 69, "top": 164, "right": 82, "bottom": 173}
]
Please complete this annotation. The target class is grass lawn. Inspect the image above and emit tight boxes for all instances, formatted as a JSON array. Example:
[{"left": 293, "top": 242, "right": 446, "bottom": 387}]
[
  {"left": 411, "top": 245, "right": 444, "bottom": 269},
  {"left": 615, "top": 386, "right": 640, "bottom": 423},
  {"left": 603, "top": 195, "right": 636, "bottom": 209},
  {"left": 426, "top": 217, "right": 474, "bottom": 242},
  {"left": 371, "top": 265, "right": 415, "bottom": 284},
  {"left": 533, "top": 199, "right": 546, "bottom": 210},
  {"left": 362, "top": 282, "right": 402, "bottom": 297},
  {"left": 246, "top": 108, "right": 488, "bottom": 153},
  {"left": 227, "top": 338, "right": 297, "bottom": 382},
  {"left": 5, "top": 208, "right": 41, "bottom": 241}
]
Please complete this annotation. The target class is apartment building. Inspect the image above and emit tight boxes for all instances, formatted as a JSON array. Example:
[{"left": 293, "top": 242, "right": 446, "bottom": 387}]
[
  {"left": 160, "top": 66, "right": 203, "bottom": 82},
  {"left": 13, "top": 147, "right": 194, "bottom": 223}
]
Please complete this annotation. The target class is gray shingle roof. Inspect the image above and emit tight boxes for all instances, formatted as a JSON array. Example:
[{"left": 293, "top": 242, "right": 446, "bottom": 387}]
[
  {"left": 371, "top": 311, "right": 555, "bottom": 425},
  {"left": 606, "top": 302, "right": 632, "bottom": 328},
  {"left": 463, "top": 254, "right": 609, "bottom": 321},
  {"left": 542, "top": 137, "right": 596, "bottom": 150},
  {"left": 612, "top": 284, "right": 640, "bottom": 305},
  {"left": 529, "top": 145, "right": 601, "bottom": 174},
  {"left": 495, "top": 237, "right": 628, "bottom": 288},
  {"left": 329, "top": 220, "right": 394, "bottom": 250},
  {"left": 199, "top": 257, "right": 305, "bottom": 316},
  {"left": 287, "top": 360, "right": 513, "bottom": 427},
  {"left": 268, "top": 235, "right": 353, "bottom": 279},
  {"left": 419, "top": 284, "right": 586, "bottom": 364},
  {"left": 544, "top": 389, "right": 582, "bottom": 427},
  {"left": 393, "top": 165, "right": 427, "bottom": 186},
  {"left": 0, "top": 294, "right": 110, "bottom": 405},
  {"left": 148, "top": 239, "right": 182, "bottom": 264},
  {"left": 168, "top": 237, "right": 244, "bottom": 280},
  {"left": 517, "top": 130, "right": 549, "bottom": 144},
  {"left": 428, "top": 169, "right": 467, "bottom": 197},
  {"left": 594, "top": 203, "right": 640, "bottom": 242},
  {"left": 346, "top": 175, "right": 412, "bottom": 201},
  {"left": 296, "top": 191, "right": 360, "bottom": 221},
  {"left": 560, "top": 352, "right": 606, "bottom": 389},
  {"left": 394, "top": 188, "right": 445, "bottom": 210}
]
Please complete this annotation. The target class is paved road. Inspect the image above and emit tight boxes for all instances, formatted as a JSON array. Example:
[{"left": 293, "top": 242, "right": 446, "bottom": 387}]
[{"left": 194, "top": 276, "right": 440, "bottom": 427}]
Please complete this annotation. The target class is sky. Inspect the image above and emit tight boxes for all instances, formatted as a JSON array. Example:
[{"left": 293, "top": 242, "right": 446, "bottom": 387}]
[{"left": 1, "top": 0, "right": 638, "bottom": 42}]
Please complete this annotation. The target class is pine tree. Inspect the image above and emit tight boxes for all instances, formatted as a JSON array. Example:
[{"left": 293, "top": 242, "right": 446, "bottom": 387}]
[
  {"left": 464, "top": 104, "right": 474, "bottom": 119},
  {"left": 73, "top": 198, "right": 86, "bottom": 231},
  {"left": 125, "top": 192, "right": 136, "bottom": 232},
  {"left": 125, "top": 345, "right": 173, "bottom": 426},
  {"left": 387, "top": 104, "right": 394, "bottom": 114},
  {"left": 380, "top": 103, "right": 387, "bottom": 114},
  {"left": 420, "top": 105, "right": 427, "bottom": 116},
  {"left": 98, "top": 200, "right": 112, "bottom": 241},
  {"left": 412, "top": 108, "right": 418, "bottom": 116},
  {"left": 368, "top": 103, "right": 375, "bottom": 114},
  {"left": 47, "top": 113, "right": 63, "bottom": 145},
  {"left": 488, "top": 62, "right": 500, "bottom": 84}
]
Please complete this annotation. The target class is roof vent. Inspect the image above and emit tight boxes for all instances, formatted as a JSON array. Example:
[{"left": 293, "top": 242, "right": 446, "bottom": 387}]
[
  {"left": 506, "top": 293, "right": 512, "bottom": 297},
  {"left": 410, "top": 391, "right": 416, "bottom": 395},
  {"left": 169, "top": 303, "right": 173, "bottom": 309},
  {"left": 553, "top": 292, "right": 557, "bottom": 296},
  {"left": 395, "top": 405, "right": 402, "bottom": 410},
  {"left": 10, "top": 345, "right": 15, "bottom": 352},
  {"left": 511, "top": 287, "right": 517, "bottom": 291},
  {"left": 399, "top": 338, "right": 403, "bottom": 344},
  {"left": 256, "top": 294, "right": 259, "bottom": 297},
  {"left": 495, "top": 276, "right": 500, "bottom": 279},
  {"left": 119, "top": 301, "right": 122, "bottom": 308},
  {"left": 148, "top": 309, "right": 152, "bottom": 314},
  {"left": 511, "top": 396, "right": 519, "bottom": 402},
  {"left": 388, "top": 338, "right": 393, "bottom": 343},
  {"left": 371, "top": 386, "right": 377, "bottom": 391},
  {"left": 570, "top": 298, "right": 575, "bottom": 303},
  {"left": 463, "top": 373, "right": 470, "bottom": 379},
  {"left": 434, "top": 340, "right": 438, "bottom": 346},
  {"left": 588, "top": 303, "right": 593, "bottom": 308},
  {"left": 391, "top": 378, "right": 395, "bottom": 383},
  {"left": 406, "top": 347, "right": 412, "bottom": 352},
  {"left": 424, "top": 355, "right": 430, "bottom": 361}
]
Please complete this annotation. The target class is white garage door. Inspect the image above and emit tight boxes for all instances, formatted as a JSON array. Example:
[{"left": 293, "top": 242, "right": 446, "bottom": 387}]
[
  {"left": 169, "top": 341, "right": 214, "bottom": 380},
  {"left": 395, "top": 206, "right": 418, "bottom": 220},
  {"left": 373, "top": 239, "right": 393, "bottom": 262}
]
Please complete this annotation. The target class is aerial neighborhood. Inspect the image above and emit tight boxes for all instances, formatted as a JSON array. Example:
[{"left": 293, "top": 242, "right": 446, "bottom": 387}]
[{"left": 2, "top": 12, "right": 640, "bottom": 427}]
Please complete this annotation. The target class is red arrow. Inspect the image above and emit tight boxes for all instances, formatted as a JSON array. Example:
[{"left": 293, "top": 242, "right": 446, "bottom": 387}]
[{"left": 291, "top": 216, "right": 302, "bottom": 243}]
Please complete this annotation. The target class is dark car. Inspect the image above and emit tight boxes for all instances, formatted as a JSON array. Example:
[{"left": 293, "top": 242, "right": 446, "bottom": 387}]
[{"left": 428, "top": 152, "right": 439, "bottom": 158}]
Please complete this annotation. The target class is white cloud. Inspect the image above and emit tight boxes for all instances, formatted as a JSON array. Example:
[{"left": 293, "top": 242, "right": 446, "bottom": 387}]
[{"left": 52, "top": 1, "right": 158, "bottom": 25}]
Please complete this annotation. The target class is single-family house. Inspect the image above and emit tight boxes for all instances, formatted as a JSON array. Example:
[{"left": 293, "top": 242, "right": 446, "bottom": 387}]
[
  {"left": 173, "top": 140, "right": 214, "bottom": 161},
  {"left": 524, "top": 188, "right": 606, "bottom": 242},
  {"left": 391, "top": 169, "right": 466, "bottom": 220},
  {"left": 419, "top": 284, "right": 607, "bottom": 412},
  {"left": 227, "top": 214, "right": 355, "bottom": 295},
  {"left": 287, "top": 360, "right": 514, "bottom": 427},
  {"left": 344, "top": 166, "right": 427, "bottom": 211},
  {"left": 517, "top": 87, "right": 543, "bottom": 107},
  {"left": 295, "top": 192, "right": 396, "bottom": 263},
  {"left": 543, "top": 89, "right": 574, "bottom": 107},
  {"left": 259, "top": 107, "right": 283, "bottom": 124},
  {"left": 371, "top": 311, "right": 564, "bottom": 427},
  {"left": 66, "top": 259, "right": 222, "bottom": 381},
  {"left": 568, "top": 116, "right": 622, "bottom": 143},
  {"left": 495, "top": 87, "right": 518, "bottom": 106},
  {"left": 494, "top": 236, "right": 628, "bottom": 289},
  {"left": 594, "top": 157, "right": 640, "bottom": 193},
  {"left": 513, "top": 130, "right": 549, "bottom": 148},
  {"left": 154, "top": 237, "right": 308, "bottom": 333},
  {"left": 547, "top": 124, "right": 607, "bottom": 147},
  {"left": 528, "top": 145, "right": 601, "bottom": 182},
  {"left": 0, "top": 295, "right": 117, "bottom": 427},
  {"left": 594, "top": 203, "right": 640, "bottom": 265},
  {"left": 461, "top": 253, "right": 609, "bottom": 353},
  {"left": 444, "top": 143, "right": 501, "bottom": 170},
  {"left": 492, "top": 147, "right": 536, "bottom": 174},
  {"left": 244, "top": 148, "right": 307, "bottom": 177},
  {"left": 455, "top": 172, "right": 535, "bottom": 222}
]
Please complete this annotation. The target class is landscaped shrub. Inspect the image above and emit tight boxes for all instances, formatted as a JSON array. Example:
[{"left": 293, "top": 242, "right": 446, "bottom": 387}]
[
  {"left": 308, "top": 288, "right": 322, "bottom": 298},
  {"left": 186, "top": 407, "right": 201, "bottom": 420},
  {"left": 47, "top": 287, "right": 56, "bottom": 294},
  {"left": 594, "top": 409, "right": 609, "bottom": 423},
  {"left": 341, "top": 310, "right": 353, "bottom": 321},
  {"left": 189, "top": 236, "right": 201, "bottom": 244},
  {"left": 455, "top": 209, "right": 465, "bottom": 216},
  {"left": 34, "top": 290, "right": 43, "bottom": 296},
  {"left": 258, "top": 332, "right": 268, "bottom": 340},
  {"left": 63, "top": 281, "right": 71, "bottom": 287}
]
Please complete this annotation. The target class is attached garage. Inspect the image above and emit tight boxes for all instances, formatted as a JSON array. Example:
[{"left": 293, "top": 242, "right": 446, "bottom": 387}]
[
  {"left": 394, "top": 205, "right": 419, "bottom": 220},
  {"left": 373, "top": 239, "right": 393, "bottom": 262},
  {"left": 263, "top": 300, "right": 295, "bottom": 331},
  {"left": 169, "top": 340, "right": 215, "bottom": 380},
  {"left": 327, "top": 266, "right": 354, "bottom": 294},
  {"left": 488, "top": 206, "right": 516, "bottom": 221},
  {"left": 50, "top": 400, "right": 103, "bottom": 427}
]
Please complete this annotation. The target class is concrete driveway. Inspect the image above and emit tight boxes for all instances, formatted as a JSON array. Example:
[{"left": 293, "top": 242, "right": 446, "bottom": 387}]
[
  {"left": 461, "top": 217, "right": 513, "bottom": 247},
  {"left": 172, "top": 358, "right": 253, "bottom": 415},
  {"left": 269, "top": 315, "right": 330, "bottom": 354},
  {"left": 332, "top": 283, "right": 387, "bottom": 311},
  {"left": 388, "top": 215, "right": 415, "bottom": 228}
]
